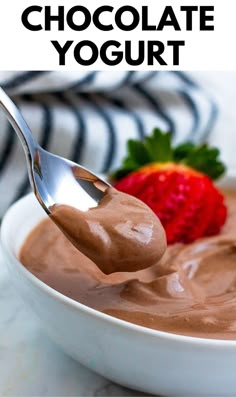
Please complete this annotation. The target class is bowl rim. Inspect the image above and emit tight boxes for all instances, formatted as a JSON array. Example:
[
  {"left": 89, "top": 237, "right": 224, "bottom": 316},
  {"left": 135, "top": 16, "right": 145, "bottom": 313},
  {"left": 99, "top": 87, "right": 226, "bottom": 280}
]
[{"left": 2, "top": 189, "right": 236, "bottom": 348}]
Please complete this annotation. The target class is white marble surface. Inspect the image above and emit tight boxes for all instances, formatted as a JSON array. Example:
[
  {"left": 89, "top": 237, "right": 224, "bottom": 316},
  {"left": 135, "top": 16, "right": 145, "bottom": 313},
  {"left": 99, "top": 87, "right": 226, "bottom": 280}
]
[{"left": 1, "top": 72, "right": 236, "bottom": 397}]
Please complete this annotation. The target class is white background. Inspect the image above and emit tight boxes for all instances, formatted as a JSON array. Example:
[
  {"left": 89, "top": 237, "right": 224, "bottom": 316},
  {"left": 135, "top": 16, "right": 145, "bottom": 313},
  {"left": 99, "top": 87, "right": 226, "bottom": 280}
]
[{"left": 0, "top": 0, "right": 234, "bottom": 70}]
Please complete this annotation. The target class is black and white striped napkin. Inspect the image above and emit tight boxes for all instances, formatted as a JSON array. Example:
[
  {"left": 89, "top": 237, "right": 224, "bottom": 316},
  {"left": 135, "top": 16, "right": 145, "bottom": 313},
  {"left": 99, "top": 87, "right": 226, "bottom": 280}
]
[{"left": 0, "top": 71, "right": 218, "bottom": 218}]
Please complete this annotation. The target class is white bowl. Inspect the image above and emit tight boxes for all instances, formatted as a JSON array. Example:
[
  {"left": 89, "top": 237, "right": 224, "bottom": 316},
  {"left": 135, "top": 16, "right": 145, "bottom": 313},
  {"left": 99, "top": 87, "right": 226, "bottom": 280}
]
[{"left": 1, "top": 184, "right": 236, "bottom": 397}]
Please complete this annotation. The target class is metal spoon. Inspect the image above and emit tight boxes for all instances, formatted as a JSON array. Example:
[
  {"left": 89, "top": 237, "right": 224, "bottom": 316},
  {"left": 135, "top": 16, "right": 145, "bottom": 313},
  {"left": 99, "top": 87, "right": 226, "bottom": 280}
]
[{"left": 0, "top": 87, "right": 110, "bottom": 214}]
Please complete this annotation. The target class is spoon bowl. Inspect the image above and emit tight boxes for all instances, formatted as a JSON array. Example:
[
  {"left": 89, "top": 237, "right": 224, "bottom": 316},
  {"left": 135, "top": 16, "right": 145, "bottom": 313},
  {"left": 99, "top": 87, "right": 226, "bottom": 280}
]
[
  {"left": 0, "top": 87, "right": 110, "bottom": 214},
  {"left": 30, "top": 147, "right": 109, "bottom": 213},
  {"left": 0, "top": 87, "right": 166, "bottom": 276}
]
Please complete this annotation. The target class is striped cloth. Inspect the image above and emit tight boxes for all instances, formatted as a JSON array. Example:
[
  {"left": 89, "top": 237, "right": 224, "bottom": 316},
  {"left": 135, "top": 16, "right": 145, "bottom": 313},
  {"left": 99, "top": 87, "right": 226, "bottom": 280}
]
[{"left": 0, "top": 71, "right": 218, "bottom": 218}]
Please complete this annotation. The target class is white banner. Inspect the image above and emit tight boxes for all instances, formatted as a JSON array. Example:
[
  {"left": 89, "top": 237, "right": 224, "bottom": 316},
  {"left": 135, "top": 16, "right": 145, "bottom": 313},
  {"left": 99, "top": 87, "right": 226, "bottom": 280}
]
[{"left": 0, "top": 0, "right": 234, "bottom": 70}]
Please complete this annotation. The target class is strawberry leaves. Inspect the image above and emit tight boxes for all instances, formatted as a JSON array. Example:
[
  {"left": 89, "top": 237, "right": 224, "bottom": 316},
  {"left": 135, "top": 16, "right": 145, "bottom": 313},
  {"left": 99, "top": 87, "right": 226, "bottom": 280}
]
[
  {"left": 181, "top": 144, "right": 226, "bottom": 180},
  {"left": 145, "top": 129, "right": 173, "bottom": 162},
  {"left": 127, "top": 140, "right": 150, "bottom": 166},
  {"left": 113, "top": 129, "right": 226, "bottom": 180}
]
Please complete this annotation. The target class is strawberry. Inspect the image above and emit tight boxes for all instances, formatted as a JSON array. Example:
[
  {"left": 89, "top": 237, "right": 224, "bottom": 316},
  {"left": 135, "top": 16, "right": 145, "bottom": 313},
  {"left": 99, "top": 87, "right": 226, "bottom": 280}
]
[{"left": 113, "top": 129, "right": 227, "bottom": 244}]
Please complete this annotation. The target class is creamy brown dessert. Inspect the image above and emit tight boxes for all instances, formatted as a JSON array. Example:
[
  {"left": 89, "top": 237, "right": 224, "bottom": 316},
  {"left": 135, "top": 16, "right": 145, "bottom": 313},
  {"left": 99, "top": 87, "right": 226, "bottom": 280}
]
[
  {"left": 50, "top": 187, "right": 166, "bottom": 274},
  {"left": 20, "top": 189, "right": 236, "bottom": 340}
]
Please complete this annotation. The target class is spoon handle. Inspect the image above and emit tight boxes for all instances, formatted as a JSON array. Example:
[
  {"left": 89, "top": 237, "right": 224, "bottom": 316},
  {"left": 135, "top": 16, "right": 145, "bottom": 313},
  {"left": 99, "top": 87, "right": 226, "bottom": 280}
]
[{"left": 0, "top": 87, "right": 38, "bottom": 168}]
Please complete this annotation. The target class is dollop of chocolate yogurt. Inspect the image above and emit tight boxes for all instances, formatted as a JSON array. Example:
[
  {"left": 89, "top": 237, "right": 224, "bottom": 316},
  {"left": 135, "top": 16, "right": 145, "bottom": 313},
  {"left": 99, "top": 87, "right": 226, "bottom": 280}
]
[
  {"left": 49, "top": 187, "right": 167, "bottom": 274},
  {"left": 20, "top": 190, "right": 236, "bottom": 340}
]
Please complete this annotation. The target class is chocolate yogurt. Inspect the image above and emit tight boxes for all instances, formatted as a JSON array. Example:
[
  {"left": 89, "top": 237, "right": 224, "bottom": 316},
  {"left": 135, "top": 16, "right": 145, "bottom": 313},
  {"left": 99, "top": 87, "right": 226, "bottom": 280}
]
[
  {"left": 50, "top": 187, "right": 167, "bottom": 274},
  {"left": 20, "top": 189, "right": 236, "bottom": 340}
]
